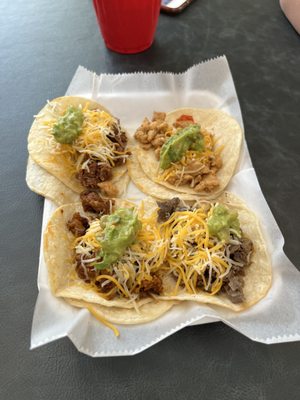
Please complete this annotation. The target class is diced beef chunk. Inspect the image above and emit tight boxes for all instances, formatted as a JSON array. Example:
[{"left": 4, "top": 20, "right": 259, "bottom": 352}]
[
  {"left": 77, "top": 160, "right": 112, "bottom": 189},
  {"left": 230, "top": 238, "right": 253, "bottom": 265},
  {"left": 157, "top": 198, "right": 180, "bottom": 222},
  {"left": 80, "top": 190, "right": 113, "bottom": 214},
  {"left": 222, "top": 237, "right": 254, "bottom": 304},
  {"left": 223, "top": 275, "right": 245, "bottom": 304},
  {"left": 140, "top": 274, "right": 163, "bottom": 295},
  {"left": 67, "top": 212, "right": 89, "bottom": 237}
]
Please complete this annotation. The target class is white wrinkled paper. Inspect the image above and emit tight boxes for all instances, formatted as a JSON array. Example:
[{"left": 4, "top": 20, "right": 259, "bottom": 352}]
[{"left": 31, "top": 56, "right": 300, "bottom": 356}]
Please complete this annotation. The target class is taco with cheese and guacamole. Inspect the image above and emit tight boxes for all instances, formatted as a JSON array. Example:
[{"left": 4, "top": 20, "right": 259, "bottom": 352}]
[
  {"left": 131, "top": 109, "right": 243, "bottom": 200},
  {"left": 27, "top": 96, "right": 130, "bottom": 202},
  {"left": 44, "top": 192, "right": 271, "bottom": 326}
]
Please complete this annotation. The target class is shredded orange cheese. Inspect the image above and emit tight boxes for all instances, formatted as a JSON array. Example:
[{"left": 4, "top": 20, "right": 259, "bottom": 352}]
[
  {"left": 42, "top": 103, "right": 128, "bottom": 175},
  {"left": 158, "top": 128, "right": 222, "bottom": 187},
  {"left": 85, "top": 304, "right": 120, "bottom": 337},
  {"left": 73, "top": 202, "right": 239, "bottom": 304}
]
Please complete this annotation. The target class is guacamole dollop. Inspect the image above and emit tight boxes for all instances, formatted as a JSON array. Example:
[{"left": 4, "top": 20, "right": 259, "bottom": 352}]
[
  {"left": 94, "top": 208, "right": 141, "bottom": 270},
  {"left": 207, "top": 204, "right": 241, "bottom": 242},
  {"left": 159, "top": 124, "right": 204, "bottom": 170},
  {"left": 52, "top": 106, "right": 84, "bottom": 144}
]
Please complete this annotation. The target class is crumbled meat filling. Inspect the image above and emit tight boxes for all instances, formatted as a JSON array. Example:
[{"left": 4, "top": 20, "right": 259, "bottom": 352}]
[
  {"left": 230, "top": 238, "right": 253, "bottom": 265},
  {"left": 67, "top": 212, "right": 89, "bottom": 236},
  {"left": 140, "top": 274, "right": 163, "bottom": 295},
  {"left": 157, "top": 198, "right": 181, "bottom": 222},
  {"left": 134, "top": 112, "right": 172, "bottom": 152},
  {"left": 77, "top": 159, "right": 113, "bottom": 189},
  {"left": 193, "top": 172, "right": 220, "bottom": 192},
  {"left": 80, "top": 190, "right": 113, "bottom": 214},
  {"left": 163, "top": 132, "right": 222, "bottom": 193}
]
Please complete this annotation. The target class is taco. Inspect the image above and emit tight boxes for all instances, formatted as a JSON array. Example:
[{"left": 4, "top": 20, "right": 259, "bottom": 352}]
[
  {"left": 27, "top": 96, "right": 130, "bottom": 200},
  {"left": 44, "top": 193, "right": 271, "bottom": 323},
  {"left": 44, "top": 198, "right": 176, "bottom": 331},
  {"left": 155, "top": 193, "right": 271, "bottom": 310},
  {"left": 132, "top": 109, "right": 243, "bottom": 199},
  {"left": 44, "top": 198, "right": 172, "bottom": 311}
]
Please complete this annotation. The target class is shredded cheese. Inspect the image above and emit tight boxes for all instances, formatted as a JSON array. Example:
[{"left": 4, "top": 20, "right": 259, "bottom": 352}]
[
  {"left": 158, "top": 128, "right": 222, "bottom": 187},
  {"left": 73, "top": 202, "right": 240, "bottom": 304},
  {"left": 42, "top": 103, "right": 128, "bottom": 174},
  {"left": 85, "top": 304, "right": 120, "bottom": 337}
]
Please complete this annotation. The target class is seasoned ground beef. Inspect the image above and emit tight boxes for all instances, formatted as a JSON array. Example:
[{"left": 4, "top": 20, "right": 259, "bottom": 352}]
[
  {"left": 140, "top": 274, "right": 163, "bottom": 295},
  {"left": 80, "top": 190, "right": 113, "bottom": 214},
  {"left": 223, "top": 237, "right": 254, "bottom": 303},
  {"left": 157, "top": 198, "right": 180, "bottom": 222},
  {"left": 77, "top": 159, "right": 112, "bottom": 189},
  {"left": 67, "top": 212, "right": 89, "bottom": 237}
]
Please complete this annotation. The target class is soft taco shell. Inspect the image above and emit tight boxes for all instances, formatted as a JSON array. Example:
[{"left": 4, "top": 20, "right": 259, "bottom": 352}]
[
  {"left": 44, "top": 200, "right": 155, "bottom": 309},
  {"left": 135, "top": 108, "right": 243, "bottom": 199},
  {"left": 28, "top": 96, "right": 127, "bottom": 194},
  {"left": 26, "top": 156, "right": 83, "bottom": 205},
  {"left": 65, "top": 298, "right": 176, "bottom": 325},
  {"left": 154, "top": 192, "right": 272, "bottom": 311},
  {"left": 26, "top": 156, "right": 130, "bottom": 206}
]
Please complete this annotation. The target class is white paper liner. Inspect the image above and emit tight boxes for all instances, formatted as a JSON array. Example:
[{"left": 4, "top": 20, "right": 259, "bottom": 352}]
[{"left": 31, "top": 56, "right": 300, "bottom": 356}]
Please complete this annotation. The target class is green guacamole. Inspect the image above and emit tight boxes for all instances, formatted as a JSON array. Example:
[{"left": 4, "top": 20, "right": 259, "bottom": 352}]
[
  {"left": 207, "top": 204, "right": 241, "bottom": 242},
  {"left": 159, "top": 124, "right": 204, "bottom": 170},
  {"left": 94, "top": 208, "right": 141, "bottom": 270},
  {"left": 52, "top": 106, "right": 84, "bottom": 144}
]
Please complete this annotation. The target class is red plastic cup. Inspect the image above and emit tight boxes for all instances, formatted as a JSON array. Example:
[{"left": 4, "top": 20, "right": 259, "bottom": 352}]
[{"left": 93, "top": 0, "right": 161, "bottom": 54}]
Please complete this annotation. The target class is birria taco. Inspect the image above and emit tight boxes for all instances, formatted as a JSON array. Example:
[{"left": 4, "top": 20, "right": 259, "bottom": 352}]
[
  {"left": 131, "top": 109, "right": 243, "bottom": 200},
  {"left": 44, "top": 192, "right": 271, "bottom": 330},
  {"left": 27, "top": 96, "right": 130, "bottom": 202}
]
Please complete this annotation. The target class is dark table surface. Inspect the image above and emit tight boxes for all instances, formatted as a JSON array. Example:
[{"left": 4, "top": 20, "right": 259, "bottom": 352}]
[{"left": 1, "top": 0, "right": 300, "bottom": 399}]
